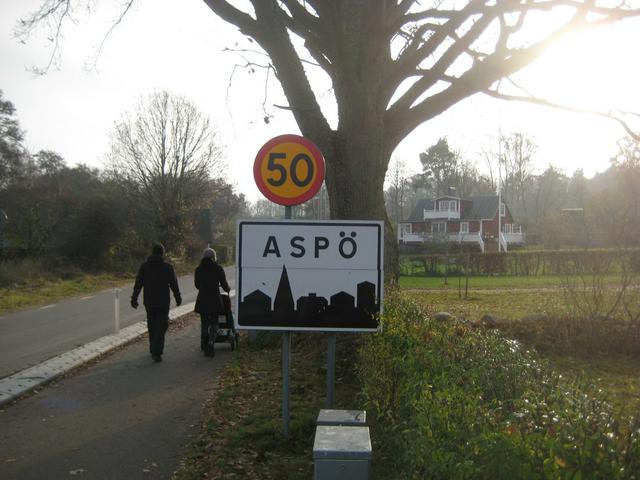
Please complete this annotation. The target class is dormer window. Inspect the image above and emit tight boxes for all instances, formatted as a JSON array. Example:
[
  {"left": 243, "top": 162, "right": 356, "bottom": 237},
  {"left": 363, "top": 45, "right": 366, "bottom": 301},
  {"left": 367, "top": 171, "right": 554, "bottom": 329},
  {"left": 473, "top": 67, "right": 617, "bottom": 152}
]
[
  {"left": 439, "top": 199, "right": 457, "bottom": 212},
  {"left": 500, "top": 202, "right": 506, "bottom": 217}
]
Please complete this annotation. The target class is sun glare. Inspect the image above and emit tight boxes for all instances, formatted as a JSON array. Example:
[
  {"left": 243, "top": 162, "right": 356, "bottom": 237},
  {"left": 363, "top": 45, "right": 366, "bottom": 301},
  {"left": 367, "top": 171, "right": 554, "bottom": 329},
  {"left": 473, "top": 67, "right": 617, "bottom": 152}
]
[{"left": 520, "top": 20, "right": 640, "bottom": 113}]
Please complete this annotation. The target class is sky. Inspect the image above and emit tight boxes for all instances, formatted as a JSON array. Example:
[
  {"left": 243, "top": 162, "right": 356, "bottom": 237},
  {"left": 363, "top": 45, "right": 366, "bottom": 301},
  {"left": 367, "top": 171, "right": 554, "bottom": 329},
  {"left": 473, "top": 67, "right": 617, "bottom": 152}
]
[{"left": 1, "top": 0, "right": 639, "bottom": 202}]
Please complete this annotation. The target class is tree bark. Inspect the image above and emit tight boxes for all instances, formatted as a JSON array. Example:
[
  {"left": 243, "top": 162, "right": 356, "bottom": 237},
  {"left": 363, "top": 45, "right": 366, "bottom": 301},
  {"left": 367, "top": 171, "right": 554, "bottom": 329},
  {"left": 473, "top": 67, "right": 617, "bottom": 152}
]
[
  {"left": 322, "top": 127, "right": 399, "bottom": 283},
  {"left": 320, "top": 74, "right": 398, "bottom": 281}
]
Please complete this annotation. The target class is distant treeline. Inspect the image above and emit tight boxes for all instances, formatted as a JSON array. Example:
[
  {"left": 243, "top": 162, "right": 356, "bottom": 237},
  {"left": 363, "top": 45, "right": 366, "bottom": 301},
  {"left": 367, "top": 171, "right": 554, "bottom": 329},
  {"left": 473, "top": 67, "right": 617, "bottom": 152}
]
[
  {"left": 386, "top": 135, "right": 640, "bottom": 250},
  {"left": 0, "top": 90, "right": 246, "bottom": 273}
]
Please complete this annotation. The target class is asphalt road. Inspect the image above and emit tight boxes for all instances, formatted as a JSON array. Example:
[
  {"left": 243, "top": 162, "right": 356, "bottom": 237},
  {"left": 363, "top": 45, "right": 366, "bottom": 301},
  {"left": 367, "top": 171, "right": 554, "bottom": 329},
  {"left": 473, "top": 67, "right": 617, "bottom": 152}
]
[
  {"left": 0, "top": 267, "right": 236, "bottom": 378},
  {"left": 0, "top": 313, "right": 232, "bottom": 480}
]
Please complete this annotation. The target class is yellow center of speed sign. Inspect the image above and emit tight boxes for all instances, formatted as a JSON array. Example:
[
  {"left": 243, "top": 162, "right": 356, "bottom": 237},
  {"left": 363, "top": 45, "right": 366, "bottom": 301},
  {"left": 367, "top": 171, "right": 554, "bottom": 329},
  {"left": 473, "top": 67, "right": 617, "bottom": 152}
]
[{"left": 253, "top": 135, "right": 326, "bottom": 206}]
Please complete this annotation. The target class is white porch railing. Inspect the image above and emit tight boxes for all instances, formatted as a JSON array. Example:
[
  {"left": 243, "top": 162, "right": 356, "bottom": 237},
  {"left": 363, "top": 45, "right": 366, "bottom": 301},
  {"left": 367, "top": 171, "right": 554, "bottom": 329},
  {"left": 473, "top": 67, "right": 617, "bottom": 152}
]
[
  {"left": 402, "top": 233, "right": 426, "bottom": 243},
  {"left": 401, "top": 232, "right": 484, "bottom": 251},
  {"left": 499, "top": 232, "right": 508, "bottom": 252},
  {"left": 423, "top": 209, "right": 460, "bottom": 220},
  {"left": 504, "top": 232, "right": 525, "bottom": 244}
]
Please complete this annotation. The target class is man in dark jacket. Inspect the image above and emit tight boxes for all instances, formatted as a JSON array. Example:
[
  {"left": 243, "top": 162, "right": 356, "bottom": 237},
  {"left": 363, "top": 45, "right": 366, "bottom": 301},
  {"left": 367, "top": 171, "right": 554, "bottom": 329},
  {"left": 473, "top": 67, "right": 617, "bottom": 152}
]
[{"left": 131, "top": 243, "right": 182, "bottom": 362}]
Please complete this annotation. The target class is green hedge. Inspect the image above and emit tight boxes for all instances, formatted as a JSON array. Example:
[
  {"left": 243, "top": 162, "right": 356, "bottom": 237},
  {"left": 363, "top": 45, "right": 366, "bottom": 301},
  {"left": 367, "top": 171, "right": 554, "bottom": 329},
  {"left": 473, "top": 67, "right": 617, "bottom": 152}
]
[
  {"left": 359, "top": 293, "right": 640, "bottom": 479},
  {"left": 402, "top": 248, "right": 640, "bottom": 277}
]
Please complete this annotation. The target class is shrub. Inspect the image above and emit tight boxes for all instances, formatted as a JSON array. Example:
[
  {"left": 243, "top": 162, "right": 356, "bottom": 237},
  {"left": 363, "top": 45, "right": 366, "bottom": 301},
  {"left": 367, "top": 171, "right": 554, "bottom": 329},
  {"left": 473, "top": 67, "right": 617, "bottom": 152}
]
[
  {"left": 359, "top": 293, "right": 640, "bottom": 479},
  {"left": 0, "top": 257, "right": 82, "bottom": 288},
  {"left": 401, "top": 249, "right": 640, "bottom": 277},
  {"left": 505, "top": 271, "right": 640, "bottom": 356}
]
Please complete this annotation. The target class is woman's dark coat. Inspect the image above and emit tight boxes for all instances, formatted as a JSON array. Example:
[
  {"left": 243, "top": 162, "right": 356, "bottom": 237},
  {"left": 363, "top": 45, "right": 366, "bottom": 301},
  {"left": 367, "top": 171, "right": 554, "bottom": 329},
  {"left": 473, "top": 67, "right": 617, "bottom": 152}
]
[{"left": 194, "top": 258, "right": 230, "bottom": 314}]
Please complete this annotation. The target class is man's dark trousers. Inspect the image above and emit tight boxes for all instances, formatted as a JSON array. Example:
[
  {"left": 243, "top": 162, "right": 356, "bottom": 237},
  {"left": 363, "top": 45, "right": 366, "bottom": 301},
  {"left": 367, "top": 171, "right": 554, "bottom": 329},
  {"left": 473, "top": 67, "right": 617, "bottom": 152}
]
[{"left": 146, "top": 307, "right": 169, "bottom": 356}]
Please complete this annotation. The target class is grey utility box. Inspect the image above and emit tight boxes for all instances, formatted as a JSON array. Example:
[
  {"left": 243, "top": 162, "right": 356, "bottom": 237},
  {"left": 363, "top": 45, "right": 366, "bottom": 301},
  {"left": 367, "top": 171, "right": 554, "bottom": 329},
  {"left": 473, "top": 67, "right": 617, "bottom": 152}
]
[
  {"left": 313, "top": 425, "right": 372, "bottom": 480},
  {"left": 317, "top": 409, "right": 367, "bottom": 427}
]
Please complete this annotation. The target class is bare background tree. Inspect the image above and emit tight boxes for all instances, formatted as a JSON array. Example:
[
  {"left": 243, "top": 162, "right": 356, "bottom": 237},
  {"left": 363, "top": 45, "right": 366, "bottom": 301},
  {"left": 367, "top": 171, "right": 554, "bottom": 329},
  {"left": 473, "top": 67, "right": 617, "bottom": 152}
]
[
  {"left": 108, "top": 90, "right": 225, "bottom": 252},
  {"left": 499, "top": 133, "right": 535, "bottom": 220},
  {"left": 385, "top": 158, "right": 410, "bottom": 225}
]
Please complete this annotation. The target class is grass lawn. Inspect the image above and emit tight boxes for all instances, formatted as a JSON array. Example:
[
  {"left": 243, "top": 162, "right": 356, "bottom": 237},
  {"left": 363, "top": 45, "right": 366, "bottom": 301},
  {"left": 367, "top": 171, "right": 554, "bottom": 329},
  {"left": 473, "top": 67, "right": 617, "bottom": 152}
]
[
  {"left": 0, "top": 273, "right": 134, "bottom": 315},
  {"left": 0, "top": 257, "right": 200, "bottom": 315},
  {"left": 403, "top": 288, "right": 563, "bottom": 322}
]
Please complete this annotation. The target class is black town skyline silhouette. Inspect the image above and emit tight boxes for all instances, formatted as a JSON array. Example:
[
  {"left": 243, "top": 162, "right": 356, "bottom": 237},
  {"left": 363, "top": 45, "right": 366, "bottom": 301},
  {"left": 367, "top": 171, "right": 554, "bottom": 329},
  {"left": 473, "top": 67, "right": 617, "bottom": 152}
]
[{"left": 239, "top": 265, "right": 380, "bottom": 329}]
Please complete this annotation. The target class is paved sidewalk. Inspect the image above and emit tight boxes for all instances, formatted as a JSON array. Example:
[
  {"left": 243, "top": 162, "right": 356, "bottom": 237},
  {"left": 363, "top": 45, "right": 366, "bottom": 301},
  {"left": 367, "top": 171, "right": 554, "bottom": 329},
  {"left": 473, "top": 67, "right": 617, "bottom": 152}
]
[{"left": 0, "top": 302, "right": 196, "bottom": 407}]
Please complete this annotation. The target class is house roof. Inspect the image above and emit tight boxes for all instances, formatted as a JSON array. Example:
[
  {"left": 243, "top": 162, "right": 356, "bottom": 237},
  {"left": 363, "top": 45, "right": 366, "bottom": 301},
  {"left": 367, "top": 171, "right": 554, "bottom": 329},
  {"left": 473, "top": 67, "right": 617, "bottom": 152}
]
[
  {"left": 466, "top": 195, "right": 499, "bottom": 220},
  {"left": 406, "top": 195, "right": 501, "bottom": 222},
  {"left": 407, "top": 198, "right": 433, "bottom": 222}
]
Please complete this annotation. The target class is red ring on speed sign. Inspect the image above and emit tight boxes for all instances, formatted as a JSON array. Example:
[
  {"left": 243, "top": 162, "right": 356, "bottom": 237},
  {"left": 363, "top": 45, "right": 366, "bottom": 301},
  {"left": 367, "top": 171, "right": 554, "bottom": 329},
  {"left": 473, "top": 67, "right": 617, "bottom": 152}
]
[{"left": 253, "top": 134, "right": 325, "bottom": 206}]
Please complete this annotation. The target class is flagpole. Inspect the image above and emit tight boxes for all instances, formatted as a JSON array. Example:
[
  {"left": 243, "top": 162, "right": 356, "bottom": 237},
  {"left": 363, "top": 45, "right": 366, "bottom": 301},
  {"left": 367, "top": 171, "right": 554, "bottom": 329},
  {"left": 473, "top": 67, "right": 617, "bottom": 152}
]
[
  {"left": 498, "top": 183, "right": 502, "bottom": 253},
  {"left": 497, "top": 127, "right": 502, "bottom": 253}
]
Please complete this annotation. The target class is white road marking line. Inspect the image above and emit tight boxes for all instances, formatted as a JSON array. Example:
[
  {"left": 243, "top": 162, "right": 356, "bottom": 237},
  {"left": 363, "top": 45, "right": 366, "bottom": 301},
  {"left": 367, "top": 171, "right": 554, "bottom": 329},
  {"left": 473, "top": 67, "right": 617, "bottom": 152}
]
[
  {"left": 80, "top": 296, "right": 94, "bottom": 300},
  {"left": 40, "top": 304, "right": 55, "bottom": 310}
]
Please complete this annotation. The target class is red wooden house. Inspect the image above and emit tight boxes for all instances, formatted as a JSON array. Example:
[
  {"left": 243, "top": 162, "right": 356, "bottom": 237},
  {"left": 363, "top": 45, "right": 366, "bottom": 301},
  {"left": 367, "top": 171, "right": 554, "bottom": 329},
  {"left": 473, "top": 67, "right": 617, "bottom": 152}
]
[{"left": 398, "top": 195, "right": 524, "bottom": 252}]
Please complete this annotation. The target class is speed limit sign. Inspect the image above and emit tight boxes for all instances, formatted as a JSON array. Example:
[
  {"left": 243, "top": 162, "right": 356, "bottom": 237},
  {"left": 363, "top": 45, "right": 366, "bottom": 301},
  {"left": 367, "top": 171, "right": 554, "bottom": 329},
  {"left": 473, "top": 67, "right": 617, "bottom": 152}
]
[{"left": 253, "top": 134, "right": 325, "bottom": 206}]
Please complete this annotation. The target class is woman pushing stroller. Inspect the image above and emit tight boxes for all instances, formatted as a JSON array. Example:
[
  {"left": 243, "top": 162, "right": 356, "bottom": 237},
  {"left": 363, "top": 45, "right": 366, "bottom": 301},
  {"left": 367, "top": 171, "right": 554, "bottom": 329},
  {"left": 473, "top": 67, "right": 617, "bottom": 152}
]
[{"left": 194, "top": 247, "right": 230, "bottom": 356}]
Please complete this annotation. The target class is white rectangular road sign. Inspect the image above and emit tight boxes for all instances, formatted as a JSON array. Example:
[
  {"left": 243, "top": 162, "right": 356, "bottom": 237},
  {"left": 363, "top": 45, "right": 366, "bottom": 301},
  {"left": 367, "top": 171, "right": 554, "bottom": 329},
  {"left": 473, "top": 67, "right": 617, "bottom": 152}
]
[{"left": 236, "top": 220, "right": 384, "bottom": 331}]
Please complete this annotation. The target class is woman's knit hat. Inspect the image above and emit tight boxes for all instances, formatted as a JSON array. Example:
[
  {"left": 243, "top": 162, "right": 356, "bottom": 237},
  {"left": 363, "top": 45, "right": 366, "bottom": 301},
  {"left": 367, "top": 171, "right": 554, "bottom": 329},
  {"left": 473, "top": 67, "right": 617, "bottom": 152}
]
[{"left": 202, "top": 247, "right": 216, "bottom": 261}]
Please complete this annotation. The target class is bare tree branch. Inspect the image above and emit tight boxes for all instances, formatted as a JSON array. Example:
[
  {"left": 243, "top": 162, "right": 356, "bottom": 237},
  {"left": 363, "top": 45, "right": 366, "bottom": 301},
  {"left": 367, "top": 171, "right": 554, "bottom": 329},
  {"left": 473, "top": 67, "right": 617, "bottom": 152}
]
[
  {"left": 201, "top": 0, "right": 260, "bottom": 37},
  {"left": 207, "top": 0, "right": 332, "bottom": 148},
  {"left": 16, "top": 0, "right": 140, "bottom": 74},
  {"left": 108, "top": 91, "right": 225, "bottom": 246},
  {"left": 85, "top": 0, "right": 136, "bottom": 71},
  {"left": 15, "top": 0, "right": 72, "bottom": 74},
  {"left": 483, "top": 88, "right": 640, "bottom": 141}
]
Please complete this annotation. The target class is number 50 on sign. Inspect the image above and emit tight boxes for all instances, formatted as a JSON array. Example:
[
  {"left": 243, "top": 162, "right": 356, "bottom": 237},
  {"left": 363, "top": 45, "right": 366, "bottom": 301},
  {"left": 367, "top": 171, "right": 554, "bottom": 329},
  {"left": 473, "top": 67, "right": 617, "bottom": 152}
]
[{"left": 253, "top": 134, "right": 326, "bottom": 206}]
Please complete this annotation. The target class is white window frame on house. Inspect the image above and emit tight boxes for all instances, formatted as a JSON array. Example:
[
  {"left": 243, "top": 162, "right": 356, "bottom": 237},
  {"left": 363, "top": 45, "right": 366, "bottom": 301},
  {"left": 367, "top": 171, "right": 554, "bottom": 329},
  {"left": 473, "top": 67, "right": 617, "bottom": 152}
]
[
  {"left": 400, "top": 223, "right": 412, "bottom": 235},
  {"left": 460, "top": 222, "right": 469, "bottom": 234},
  {"left": 438, "top": 200, "right": 457, "bottom": 212},
  {"left": 500, "top": 202, "right": 506, "bottom": 217},
  {"left": 502, "top": 223, "right": 513, "bottom": 234},
  {"left": 431, "top": 222, "right": 447, "bottom": 233}
]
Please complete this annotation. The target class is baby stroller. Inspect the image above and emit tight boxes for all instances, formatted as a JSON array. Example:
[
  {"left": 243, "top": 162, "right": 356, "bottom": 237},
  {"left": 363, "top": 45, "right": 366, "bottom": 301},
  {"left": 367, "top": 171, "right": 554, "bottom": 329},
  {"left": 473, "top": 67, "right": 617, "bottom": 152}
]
[{"left": 206, "top": 292, "right": 238, "bottom": 354}]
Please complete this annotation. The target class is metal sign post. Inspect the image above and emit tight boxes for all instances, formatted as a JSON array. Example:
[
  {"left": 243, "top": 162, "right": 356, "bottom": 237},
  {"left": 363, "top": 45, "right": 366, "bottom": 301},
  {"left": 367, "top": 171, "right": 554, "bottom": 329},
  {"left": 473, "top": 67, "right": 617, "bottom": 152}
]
[
  {"left": 282, "top": 331, "right": 291, "bottom": 436},
  {"left": 252, "top": 134, "right": 326, "bottom": 438},
  {"left": 245, "top": 135, "right": 384, "bottom": 436},
  {"left": 326, "top": 333, "right": 336, "bottom": 408}
]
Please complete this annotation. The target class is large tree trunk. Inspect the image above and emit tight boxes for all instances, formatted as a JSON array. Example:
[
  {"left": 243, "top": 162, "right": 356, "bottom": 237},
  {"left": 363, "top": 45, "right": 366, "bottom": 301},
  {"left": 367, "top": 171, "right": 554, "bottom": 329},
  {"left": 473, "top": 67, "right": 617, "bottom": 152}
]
[
  {"left": 313, "top": 66, "right": 399, "bottom": 282},
  {"left": 323, "top": 135, "right": 400, "bottom": 284},
  {"left": 308, "top": 3, "right": 399, "bottom": 283}
]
